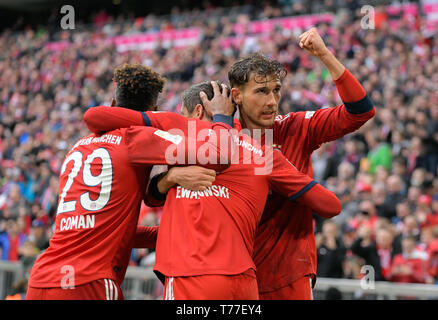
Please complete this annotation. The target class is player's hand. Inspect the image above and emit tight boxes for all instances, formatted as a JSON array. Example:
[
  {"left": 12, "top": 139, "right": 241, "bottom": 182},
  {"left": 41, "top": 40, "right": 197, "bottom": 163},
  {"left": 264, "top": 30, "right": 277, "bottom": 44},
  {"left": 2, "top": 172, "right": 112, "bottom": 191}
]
[
  {"left": 298, "top": 27, "right": 330, "bottom": 58},
  {"left": 200, "top": 81, "right": 235, "bottom": 117},
  {"left": 167, "top": 166, "right": 216, "bottom": 191}
]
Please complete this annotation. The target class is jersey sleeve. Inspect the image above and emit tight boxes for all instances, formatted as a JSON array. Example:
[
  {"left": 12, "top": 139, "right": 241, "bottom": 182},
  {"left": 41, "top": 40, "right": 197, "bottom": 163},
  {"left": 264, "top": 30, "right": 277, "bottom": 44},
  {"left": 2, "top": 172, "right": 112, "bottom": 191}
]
[
  {"left": 85, "top": 107, "right": 235, "bottom": 170},
  {"left": 267, "top": 149, "right": 317, "bottom": 200},
  {"left": 133, "top": 226, "right": 158, "bottom": 249},
  {"left": 303, "top": 104, "right": 375, "bottom": 150},
  {"left": 84, "top": 106, "right": 145, "bottom": 134},
  {"left": 144, "top": 112, "right": 235, "bottom": 170},
  {"left": 275, "top": 68, "right": 375, "bottom": 151},
  {"left": 143, "top": 172, "right": 167, "bottom": 207},
  {"left": 267, "top": 150, "right": 341, "bottom": 217},
  {"left": 124, "top": 125, "right": 233, "bottom": 171},
  {"left": 83, "top": 106, "right": 234, "bottom": 140}
]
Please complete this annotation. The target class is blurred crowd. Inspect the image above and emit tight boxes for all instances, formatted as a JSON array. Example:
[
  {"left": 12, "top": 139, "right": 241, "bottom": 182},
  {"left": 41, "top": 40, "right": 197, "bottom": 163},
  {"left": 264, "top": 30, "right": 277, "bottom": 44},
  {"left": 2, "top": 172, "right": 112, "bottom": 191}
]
[{"left": 1, "top": 0, "right": 438, "bottom": 299}]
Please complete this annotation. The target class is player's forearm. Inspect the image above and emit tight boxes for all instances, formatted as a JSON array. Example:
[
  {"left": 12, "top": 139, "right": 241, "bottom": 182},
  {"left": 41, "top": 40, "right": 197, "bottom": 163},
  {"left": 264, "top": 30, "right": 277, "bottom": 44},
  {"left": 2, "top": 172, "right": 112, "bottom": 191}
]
[
  {"left": 133, "top": 226, "right": 158, "bottom": 249},
  {"left": 315, "top": 47, "right": 373, "bottom": 112},
  {"left": 298, "top": 183, "right": 341, "bottom": 218},
  {"left": 197, "top": 115, "right": 234, "bottom": 171},
  {"left": 157, "top": 171, "right": 176, "bottom": 194},
  {"left": 144, "top": 172, "right": 168, "bottom": 207},
  {"left": 317, "top": 50, "right": 345, "bottom": 81},
  {"left": 84, "top": 106, "right": 145, "bottom": 133},
  {"left": 334, "top": 69, "right": 375, "bottom": 118}
]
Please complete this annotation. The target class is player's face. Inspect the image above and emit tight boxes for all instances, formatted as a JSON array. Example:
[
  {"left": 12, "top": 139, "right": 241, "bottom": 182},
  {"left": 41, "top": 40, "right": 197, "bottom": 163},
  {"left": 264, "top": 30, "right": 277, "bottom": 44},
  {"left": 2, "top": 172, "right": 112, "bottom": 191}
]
[{"left": 233, "top": 73, "right": 281, "bottom": 130}]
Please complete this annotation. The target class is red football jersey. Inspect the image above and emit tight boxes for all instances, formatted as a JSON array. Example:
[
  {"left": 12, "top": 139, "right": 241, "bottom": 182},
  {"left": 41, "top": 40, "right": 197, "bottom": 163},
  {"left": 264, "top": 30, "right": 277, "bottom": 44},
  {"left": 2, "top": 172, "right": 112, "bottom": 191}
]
[
  {"left": 154, "top": 135, "right": 318, "bottom": 278},
  {"left": 29, "top": 119, "right": 233, "bottom": 288},
  {"left": 253, "top": 105, "right": 375, "bottom": 293}
]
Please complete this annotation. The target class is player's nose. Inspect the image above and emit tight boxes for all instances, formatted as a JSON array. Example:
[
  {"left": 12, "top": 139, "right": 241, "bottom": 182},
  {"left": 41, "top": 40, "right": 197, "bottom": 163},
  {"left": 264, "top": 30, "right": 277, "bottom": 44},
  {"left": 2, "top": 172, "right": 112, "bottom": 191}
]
[{"left": 266, "top": 91, "right": 277, "bottom": 107}]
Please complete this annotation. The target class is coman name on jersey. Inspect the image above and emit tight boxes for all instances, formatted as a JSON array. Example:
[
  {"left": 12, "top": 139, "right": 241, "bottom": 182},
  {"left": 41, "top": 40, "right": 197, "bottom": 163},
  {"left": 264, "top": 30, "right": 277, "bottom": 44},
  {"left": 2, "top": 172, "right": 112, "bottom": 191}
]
[{"left": 59, "top": 214, "right": 96, "bottom": 231}]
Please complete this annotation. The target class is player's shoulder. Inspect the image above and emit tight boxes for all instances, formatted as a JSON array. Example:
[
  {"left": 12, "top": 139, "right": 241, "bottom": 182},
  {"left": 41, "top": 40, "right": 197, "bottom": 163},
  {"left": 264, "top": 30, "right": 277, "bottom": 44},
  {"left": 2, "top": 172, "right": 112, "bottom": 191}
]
[
  {"left": 274, "top": 110, "right": 317, "bottom": 123},
  {"left": 273, "top": 111, "right": 315, "bottom": 135}
]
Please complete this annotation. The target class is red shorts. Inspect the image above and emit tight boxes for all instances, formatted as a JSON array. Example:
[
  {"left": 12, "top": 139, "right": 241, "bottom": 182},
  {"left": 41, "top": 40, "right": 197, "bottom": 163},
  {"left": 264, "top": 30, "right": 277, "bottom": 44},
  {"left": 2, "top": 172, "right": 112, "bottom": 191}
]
[
  {"left": 164, "top": 272, "right": 259, "bottom": 300},
  {"left": 26, "top": 278, "right": 122, "bottom": 300},
  {"left": 259, "top": 275, "right": 313, "bottom": 300}
]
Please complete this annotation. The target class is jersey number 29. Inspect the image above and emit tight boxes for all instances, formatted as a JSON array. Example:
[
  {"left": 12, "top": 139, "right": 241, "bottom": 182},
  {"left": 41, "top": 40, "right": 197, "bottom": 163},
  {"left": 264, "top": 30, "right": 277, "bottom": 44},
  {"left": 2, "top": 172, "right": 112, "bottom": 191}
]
[{"left": 57, "top": 147, "right": 113, "bottom": 214}]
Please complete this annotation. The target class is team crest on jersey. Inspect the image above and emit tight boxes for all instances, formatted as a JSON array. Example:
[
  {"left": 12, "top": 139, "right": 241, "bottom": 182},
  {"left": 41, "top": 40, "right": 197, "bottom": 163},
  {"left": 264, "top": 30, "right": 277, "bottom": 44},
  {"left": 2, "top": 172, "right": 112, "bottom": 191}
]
[
  {"left": 305, "top": 111, "right": 315, "bottom": 119},
  {"left": 275, "top": 113, "right": 290, "bottom": 122},
  {"left": 153, "top": 130, "right": 183, "bottom": 145}
]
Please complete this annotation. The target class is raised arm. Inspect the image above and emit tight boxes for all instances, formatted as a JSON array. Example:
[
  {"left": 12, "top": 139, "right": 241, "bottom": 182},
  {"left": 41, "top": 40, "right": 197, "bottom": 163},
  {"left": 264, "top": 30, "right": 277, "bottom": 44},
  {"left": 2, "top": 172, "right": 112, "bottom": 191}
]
[{"left": 281, "top": 27, "right": 375, "bottom": 150}]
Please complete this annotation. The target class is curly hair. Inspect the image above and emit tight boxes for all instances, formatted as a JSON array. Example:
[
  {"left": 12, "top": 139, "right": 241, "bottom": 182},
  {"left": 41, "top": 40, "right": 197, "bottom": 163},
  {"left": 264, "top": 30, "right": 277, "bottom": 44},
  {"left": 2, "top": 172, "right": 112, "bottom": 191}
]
[
  {"left": 113, "top": 63, "right": 166, "bottom": 111},
  {"left": 228, "top": 53, "right": 287, "bottom": 88}
]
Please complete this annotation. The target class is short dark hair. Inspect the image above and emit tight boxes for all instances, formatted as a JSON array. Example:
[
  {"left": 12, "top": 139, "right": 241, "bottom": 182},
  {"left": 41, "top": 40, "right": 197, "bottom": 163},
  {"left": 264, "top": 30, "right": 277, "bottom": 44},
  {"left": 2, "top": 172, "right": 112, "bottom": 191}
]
[
  {"left": 228, "top": 53, "right": 287, "bottom": 88},
  {"left": 181, "top": 80, "right": 230, "bottom": 115},
  {"left": 113, "top": 63, "right": 166, "bottom": 111}
]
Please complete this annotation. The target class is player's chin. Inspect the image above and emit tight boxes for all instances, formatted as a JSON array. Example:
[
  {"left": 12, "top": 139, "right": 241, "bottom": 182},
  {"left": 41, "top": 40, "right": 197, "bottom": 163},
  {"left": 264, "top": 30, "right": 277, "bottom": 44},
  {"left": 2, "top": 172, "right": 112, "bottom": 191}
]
[{"left": 258, "top": 114, "right": 276, "bottom": 127}]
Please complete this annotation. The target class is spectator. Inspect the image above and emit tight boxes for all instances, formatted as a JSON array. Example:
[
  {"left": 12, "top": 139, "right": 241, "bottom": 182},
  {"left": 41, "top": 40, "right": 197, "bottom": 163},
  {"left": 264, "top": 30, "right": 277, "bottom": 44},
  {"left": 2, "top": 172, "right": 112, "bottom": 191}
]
[
  {"left": 0, "top": 219, "right": 27, "bottom": 261},
  {"left": 388, "top": 235, "right": 430, "bottom": 284},
  {"left": 426, "top": 235, "right": 438, "bottom": 283},
  {"left": 350, "top": 224, "right": 383, "bottom": 280},
  {"left": 316, "top": 220, "right": 346, "bottom": 278},
  {"left": 349, "top": 200, "right": 379, "bottom": 231},
  {"left": 363, "top": 130, "right": 393, "bottom": 175},
  {"left": 424, "top": 195, "right": 438, "bottom": 227},
  {"left": 18, "top": 240, "right": 38, "bottom": 278},
  {"left": 28, "top": 219, "right": 49, "bottom": 252},
  {"left": 375, "top": 227, "right": 399, "bottom": 280},
  {"left": 4, "top": 278, "right": 28, "bottom": 300},
  {"left": 382, "top": 175, "right": 405, "bottom": 221}
]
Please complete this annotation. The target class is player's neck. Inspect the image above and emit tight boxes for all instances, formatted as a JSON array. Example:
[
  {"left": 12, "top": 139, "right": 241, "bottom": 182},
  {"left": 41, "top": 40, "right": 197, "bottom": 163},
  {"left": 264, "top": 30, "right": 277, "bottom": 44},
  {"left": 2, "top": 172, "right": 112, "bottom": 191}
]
[{"left": 238, "top": 112, "right": 268, "bottom": 138}]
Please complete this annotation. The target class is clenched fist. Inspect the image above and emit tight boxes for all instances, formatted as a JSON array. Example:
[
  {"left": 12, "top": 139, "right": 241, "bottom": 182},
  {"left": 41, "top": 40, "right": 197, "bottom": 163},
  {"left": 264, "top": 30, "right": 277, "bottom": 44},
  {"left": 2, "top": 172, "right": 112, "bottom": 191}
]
[{"left": 298, "top": 27, "right": 330, "bottom": 58}]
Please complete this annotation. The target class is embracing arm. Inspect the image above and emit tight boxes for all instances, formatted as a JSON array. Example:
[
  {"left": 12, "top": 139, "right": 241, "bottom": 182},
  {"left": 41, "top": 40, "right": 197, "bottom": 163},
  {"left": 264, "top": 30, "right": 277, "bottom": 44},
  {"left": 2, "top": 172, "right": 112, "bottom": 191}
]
[
  {"left": 268, "top": 150, "right": 341, "bottom": 218},
  {"left": 133, "top": 226, "right": 158, "bottom": 249},
  {"left": 144, "top": 166, "right": 217, "bottom": 207}
]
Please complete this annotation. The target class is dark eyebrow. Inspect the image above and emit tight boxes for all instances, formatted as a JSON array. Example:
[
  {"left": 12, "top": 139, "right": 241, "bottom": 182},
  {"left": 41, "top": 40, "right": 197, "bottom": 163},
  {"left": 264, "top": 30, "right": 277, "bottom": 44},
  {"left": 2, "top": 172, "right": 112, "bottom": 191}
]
[{"left": 254, "top": 86, "right": 269, "bottom": 92}]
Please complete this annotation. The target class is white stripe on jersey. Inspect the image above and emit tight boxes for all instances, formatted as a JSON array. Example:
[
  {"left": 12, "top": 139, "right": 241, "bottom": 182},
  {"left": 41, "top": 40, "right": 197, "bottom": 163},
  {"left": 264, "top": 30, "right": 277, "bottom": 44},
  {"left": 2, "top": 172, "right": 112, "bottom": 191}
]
[
  {"left": 309, "top": 276, "right": 314, "bottom": 300},
  {"left": 113, "top": 280, "right": 118, "bottom": 300},
  {"left": 109, "top": 279, "right": 113, "bottom": 300},
  {"left": 169, "top": 277, "right": 174, "bottom": 300},
  {"left": 165, "top": 277, "right": 174, "bottom": 300},
  {"left": 104, "top": 279, "right": 109, "bottom": 300}
]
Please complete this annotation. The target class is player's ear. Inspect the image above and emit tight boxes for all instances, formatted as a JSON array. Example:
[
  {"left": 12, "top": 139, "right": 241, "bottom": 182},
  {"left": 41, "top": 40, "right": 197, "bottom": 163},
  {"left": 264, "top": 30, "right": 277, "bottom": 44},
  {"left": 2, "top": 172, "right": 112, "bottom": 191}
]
[
  {"left": 231, "top": 88, "right": 242, "bottom": 106},
  {"left": 194, "top": 104, "right": 204, "bottom": 120},
  {"left": 110, "top": 98, "right": 116, "bottom": 107}
]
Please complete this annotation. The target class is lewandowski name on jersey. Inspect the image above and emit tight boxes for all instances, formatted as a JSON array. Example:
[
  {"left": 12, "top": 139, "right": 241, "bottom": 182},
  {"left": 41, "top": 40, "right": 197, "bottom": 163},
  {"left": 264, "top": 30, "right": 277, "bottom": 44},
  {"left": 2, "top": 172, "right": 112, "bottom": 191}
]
[{"left": 175, "top": 185, "right": 230, "bottom": 199}]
